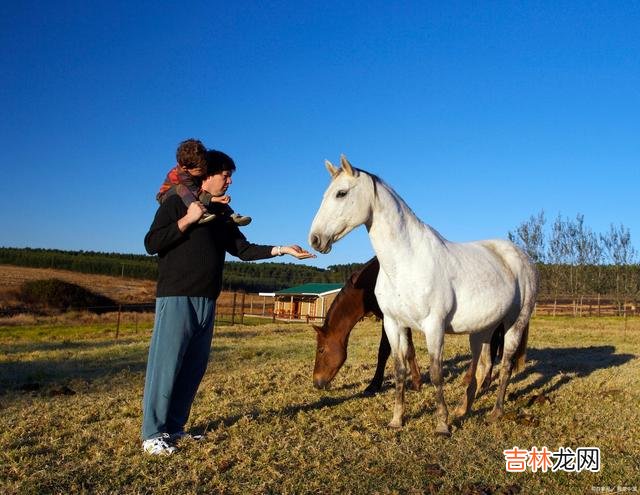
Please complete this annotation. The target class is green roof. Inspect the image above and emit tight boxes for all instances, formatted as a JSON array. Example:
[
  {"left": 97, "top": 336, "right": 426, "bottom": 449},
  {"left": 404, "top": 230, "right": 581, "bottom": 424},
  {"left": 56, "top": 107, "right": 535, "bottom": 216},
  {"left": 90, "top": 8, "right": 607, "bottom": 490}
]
[{"left": 275, "top": 283, "right": 343, "bottom": 296}]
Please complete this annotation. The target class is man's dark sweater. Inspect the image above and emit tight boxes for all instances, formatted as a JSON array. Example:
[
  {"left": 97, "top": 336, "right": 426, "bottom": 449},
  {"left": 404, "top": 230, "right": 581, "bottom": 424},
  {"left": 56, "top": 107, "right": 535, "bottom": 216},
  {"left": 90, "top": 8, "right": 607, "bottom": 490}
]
[{"left": 144, "top": 195, "right": 274, "bottom": 299}]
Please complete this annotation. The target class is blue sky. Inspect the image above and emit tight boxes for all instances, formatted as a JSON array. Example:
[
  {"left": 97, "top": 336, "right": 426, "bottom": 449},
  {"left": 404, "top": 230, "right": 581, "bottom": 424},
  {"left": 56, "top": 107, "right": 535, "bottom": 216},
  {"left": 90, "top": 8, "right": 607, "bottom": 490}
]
[{"left": 1, "top": 1, "right": 638, "bottom": 269}]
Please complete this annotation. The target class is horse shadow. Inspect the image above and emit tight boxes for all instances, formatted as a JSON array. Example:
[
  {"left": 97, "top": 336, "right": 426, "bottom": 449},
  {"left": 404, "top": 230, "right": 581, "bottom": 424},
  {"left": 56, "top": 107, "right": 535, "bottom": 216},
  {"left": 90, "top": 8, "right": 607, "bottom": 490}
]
[
  {"left": 404, "top": 345, "right": 634, "bottom": 401},
  {"left": 507, "top": 345, "right": 635, "bottom": 399}
]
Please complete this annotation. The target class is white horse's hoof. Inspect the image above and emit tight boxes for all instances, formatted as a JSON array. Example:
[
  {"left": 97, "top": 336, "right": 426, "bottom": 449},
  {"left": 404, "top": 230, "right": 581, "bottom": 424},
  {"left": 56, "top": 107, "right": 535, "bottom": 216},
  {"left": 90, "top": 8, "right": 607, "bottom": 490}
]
[
  {"left": 388, "top": 419, "right": 403, "bottom": 429},
  {"left": 435, "top": 427, "right": 451, "bottom": 437}
]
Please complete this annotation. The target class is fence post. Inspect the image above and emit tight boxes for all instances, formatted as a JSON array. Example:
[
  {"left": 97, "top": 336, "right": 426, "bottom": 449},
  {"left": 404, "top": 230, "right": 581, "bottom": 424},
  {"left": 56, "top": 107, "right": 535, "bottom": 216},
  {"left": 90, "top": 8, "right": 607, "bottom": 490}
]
[
  {"left": 116, "top": 304, "right": 122, "bottom": 339},
  {"left": 231, "top": 292, "right": 237, "bottom": 325},
  {"left": 240, "top": 292, "right": 245, "bottom": 325}
]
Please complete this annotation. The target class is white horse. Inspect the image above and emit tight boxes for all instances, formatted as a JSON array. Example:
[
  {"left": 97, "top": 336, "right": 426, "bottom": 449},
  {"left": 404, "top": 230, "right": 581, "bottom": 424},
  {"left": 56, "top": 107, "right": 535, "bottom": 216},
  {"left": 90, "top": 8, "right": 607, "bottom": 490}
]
[{"left": 308, "top": 156, "right": 539, "bottom": 435}]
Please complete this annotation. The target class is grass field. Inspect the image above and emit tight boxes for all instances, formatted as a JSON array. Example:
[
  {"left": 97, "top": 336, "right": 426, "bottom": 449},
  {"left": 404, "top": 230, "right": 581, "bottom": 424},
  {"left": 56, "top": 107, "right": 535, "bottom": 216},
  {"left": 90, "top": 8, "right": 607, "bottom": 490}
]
[{"left": 0, "top": 316, "right": 638, "bottom": 494}]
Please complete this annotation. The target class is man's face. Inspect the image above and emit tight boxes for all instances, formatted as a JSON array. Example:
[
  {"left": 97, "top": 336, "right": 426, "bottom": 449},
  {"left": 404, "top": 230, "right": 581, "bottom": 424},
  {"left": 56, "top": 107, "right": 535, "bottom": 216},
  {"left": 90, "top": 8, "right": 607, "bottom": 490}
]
[{"left": 202, "top": 170, "right": 233, "bottom": 196}]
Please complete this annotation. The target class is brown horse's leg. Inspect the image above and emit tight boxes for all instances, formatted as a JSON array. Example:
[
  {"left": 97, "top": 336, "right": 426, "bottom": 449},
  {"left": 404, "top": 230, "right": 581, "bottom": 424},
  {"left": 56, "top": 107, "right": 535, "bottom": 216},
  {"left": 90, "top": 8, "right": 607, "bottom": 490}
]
[
  {"left": 406, "top": 329, "right": 422, "bottom": 391},
  {"left": 364, "top": 322, "right": 390, "bottom": 395}
]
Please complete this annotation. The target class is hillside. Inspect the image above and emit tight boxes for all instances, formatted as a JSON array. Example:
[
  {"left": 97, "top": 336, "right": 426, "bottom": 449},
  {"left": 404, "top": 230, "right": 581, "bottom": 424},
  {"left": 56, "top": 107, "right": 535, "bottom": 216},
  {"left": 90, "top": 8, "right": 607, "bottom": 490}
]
[{"left": 0, "top": 264, "right": 156, "bottom": 309}]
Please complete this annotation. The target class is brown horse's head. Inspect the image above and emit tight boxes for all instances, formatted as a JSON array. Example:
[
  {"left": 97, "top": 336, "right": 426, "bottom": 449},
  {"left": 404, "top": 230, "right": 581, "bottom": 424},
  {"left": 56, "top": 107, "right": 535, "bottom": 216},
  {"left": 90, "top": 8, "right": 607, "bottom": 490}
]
[
  {"left": 312, "top": 323, "right": 348, "bottom": 389},
  {"left": 311, "top": 257, "right": 381, "bottom": 390}
]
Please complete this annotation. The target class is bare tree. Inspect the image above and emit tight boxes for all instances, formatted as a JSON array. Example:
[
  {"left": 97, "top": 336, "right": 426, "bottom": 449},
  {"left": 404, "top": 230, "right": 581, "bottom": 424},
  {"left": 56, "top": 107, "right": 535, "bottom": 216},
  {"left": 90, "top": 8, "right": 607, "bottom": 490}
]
[
  {"left": 570, "top": 214, "right": 603, "bottom": 315},
  {"left": 546, "top": 213, "right": 572, "bottom": 315},
  {"left": 508, "top": 210, "right": 546, "bottom": 263},
  {"left": 601, "top": 223, "right": 637, "bottom": 315}
]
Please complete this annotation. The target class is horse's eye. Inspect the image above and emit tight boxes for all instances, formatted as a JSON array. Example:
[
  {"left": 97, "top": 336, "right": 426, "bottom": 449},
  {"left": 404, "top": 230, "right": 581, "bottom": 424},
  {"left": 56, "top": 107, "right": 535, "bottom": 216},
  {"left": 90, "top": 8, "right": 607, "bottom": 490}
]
[
  {"left": 318, "top": 347, "right": 325, "bottom": 354},
  {"left": 336, "top": 190, "right": 348, "bottom": 198}
]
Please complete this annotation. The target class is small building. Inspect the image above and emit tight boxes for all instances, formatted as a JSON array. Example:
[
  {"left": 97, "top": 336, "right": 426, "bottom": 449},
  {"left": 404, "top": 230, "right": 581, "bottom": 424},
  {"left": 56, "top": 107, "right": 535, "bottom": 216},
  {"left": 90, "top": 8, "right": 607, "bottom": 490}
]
[{"left": 259, "top": 283, "right": 343, "bottom": 321}]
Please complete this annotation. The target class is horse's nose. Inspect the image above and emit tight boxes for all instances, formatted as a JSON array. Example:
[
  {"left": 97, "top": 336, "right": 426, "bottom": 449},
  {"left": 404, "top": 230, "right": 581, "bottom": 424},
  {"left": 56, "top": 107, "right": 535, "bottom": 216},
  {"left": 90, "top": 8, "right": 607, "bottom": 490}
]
[
  {"left": 313, "top": 377, "right": 327, "bottom": 390},
  {"left": 309, "top": 233, "right": 321, "bottom": 250}
]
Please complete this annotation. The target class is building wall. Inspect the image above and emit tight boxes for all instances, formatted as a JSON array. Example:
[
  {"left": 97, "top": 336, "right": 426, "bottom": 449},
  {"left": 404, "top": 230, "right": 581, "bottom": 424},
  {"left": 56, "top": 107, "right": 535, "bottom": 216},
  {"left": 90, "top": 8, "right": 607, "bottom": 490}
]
[{"left": 274, "top": 292, "right": 340, "bottom": 320}]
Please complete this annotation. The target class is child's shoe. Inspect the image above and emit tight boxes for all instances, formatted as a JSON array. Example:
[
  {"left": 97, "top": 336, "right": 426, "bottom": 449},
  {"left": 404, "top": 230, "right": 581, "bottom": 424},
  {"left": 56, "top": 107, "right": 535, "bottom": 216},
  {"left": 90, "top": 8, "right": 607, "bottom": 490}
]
[
  {"left": 231, "top": 213, "right": 252, "bottom": 226},
  {"left": 198, "top": 212, "right": 217, "bottom": 224}
]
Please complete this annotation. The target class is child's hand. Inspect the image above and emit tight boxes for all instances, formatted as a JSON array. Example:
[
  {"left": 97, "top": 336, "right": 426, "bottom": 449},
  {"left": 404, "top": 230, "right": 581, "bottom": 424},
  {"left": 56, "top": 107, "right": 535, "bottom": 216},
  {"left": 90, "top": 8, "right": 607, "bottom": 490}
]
[{"left": 211, "top": 195, "right": 231, "bottom": 205}]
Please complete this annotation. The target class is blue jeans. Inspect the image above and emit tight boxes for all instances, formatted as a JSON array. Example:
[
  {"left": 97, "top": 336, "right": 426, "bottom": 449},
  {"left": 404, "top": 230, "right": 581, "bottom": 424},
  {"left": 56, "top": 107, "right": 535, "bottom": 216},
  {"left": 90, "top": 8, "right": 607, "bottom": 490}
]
[{"left": 141, "top": 296, "right": 215, "bottom": 440}]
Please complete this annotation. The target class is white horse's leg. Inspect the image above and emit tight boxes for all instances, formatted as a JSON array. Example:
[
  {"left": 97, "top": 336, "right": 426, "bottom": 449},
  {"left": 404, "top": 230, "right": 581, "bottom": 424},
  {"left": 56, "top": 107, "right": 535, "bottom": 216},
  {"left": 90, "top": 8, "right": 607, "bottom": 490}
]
[
  {"left": 488, "top": 322, "right": 527, "bottom": 422},
  {"left": 384, "top": 318, "right": 409, "bottom": 428},
  {"left": 454, "top": 328, "right": 493, "bottom": 418},
  {"left": 424, "top": 321, "right": 449, "bottom": 436}
]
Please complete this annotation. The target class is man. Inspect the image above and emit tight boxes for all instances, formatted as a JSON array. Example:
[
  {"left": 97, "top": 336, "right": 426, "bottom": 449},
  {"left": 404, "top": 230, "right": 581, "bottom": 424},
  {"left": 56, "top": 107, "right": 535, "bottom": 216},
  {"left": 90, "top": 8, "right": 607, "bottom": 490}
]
[{"left": 142, "top": 148, "right": 314, "bottom": 455}]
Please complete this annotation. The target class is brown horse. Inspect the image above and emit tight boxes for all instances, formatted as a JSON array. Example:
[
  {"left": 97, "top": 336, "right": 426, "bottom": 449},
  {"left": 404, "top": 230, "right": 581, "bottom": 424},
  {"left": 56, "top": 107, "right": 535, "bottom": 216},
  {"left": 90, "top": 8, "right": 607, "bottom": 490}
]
[
  {"left": 312, "top": 257, "right": 504, "bottom": 395},
  {"left": 312, "top": 257, "right": 421, "bottom": 394}
]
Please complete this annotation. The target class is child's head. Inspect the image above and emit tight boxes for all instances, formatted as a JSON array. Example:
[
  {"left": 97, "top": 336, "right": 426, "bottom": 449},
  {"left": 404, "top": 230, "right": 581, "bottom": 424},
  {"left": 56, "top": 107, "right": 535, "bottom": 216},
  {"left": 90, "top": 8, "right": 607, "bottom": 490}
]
[{"left": 176, "top": 139, "right": 207, "bottom": 176}]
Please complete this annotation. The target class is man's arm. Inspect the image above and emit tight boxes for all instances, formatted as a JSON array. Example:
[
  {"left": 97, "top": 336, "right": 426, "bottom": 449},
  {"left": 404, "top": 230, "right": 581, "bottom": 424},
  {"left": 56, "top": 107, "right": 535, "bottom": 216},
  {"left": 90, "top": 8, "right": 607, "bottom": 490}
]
[
  {"left": 225, "top": 224, "right": 316, "bottom": 261},
  {"left": 144, "top": 200, "right": 205, "bottom": 255}
]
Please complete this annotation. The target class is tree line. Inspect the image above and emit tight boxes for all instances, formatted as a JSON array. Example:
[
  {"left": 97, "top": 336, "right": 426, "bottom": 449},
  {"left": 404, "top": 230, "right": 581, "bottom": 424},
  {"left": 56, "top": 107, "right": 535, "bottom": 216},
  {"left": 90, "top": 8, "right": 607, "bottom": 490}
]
[
  {"left": 0, "top": 247, "right": 364, "bottom": 293},
  {"left": 508, "top": 211, "right": 639, "bottom": 313},
  {"left": 2, "top": 218, "right": 639, "bottom": 312}
]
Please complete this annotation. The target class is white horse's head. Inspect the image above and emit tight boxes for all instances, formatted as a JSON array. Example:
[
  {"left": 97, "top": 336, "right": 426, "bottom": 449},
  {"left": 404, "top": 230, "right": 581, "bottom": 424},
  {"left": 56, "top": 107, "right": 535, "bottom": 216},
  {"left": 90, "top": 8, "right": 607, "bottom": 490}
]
[{"left": 308, "top": 155, "right": 374, "bottom": 254}]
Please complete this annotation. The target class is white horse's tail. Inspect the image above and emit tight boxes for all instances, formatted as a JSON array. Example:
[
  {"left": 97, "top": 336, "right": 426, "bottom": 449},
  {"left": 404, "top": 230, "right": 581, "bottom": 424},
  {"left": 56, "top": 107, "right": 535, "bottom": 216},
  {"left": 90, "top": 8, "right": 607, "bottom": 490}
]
[
  {"left": 513, "top": 322, "right": 529, "bottom": 373},
  {"left": 512, "top": 260, "right": 539, "bottom": 373}
]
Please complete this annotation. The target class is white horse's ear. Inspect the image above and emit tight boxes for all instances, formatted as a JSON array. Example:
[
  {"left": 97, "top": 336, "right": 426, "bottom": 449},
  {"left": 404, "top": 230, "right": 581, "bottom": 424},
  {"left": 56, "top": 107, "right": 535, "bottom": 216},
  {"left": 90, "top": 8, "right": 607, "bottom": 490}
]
[
  {"left": 325, "top": 160, "right": 339, "bottom": 178},
  {"left": 340, "top": 155, "right": 356, "bottom": 176}
]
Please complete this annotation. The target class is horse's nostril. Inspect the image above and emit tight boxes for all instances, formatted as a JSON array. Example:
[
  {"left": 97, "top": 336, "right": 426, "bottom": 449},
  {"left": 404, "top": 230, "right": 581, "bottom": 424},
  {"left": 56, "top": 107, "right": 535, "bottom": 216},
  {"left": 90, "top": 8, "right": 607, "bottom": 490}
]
[{"left": 310, "top": 234, "right": 320, "bottom": 248}]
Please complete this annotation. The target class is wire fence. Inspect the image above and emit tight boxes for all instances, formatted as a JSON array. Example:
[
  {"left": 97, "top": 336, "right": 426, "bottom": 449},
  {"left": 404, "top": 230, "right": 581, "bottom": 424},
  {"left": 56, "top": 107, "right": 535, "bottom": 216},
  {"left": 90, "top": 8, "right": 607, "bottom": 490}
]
[{"left": 1, "top": 293, "right": 638, "bottom": 337}]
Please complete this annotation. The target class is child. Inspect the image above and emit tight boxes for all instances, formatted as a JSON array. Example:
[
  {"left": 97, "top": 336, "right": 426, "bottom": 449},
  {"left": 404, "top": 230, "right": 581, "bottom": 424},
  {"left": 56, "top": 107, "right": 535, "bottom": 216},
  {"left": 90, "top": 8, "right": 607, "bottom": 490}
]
[{"left": 156, "top": 139, "right": 251, "bottom": 226}]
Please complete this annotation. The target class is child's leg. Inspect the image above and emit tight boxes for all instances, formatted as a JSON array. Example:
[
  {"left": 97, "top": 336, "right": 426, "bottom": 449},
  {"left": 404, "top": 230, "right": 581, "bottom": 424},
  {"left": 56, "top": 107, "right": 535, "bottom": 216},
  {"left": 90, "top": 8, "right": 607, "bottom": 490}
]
[
  {"left": 158, "top": 184, "right": 197, "bottom": 206},
  {"left": 224, "top": 205, "right": 251, "bottom": 226}
]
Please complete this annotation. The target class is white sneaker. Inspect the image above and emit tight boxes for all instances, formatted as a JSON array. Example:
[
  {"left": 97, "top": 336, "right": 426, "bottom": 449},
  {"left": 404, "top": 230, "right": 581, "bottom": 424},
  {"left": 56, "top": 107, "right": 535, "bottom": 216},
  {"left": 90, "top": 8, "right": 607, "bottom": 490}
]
[{"left": 142, "top": 433, "right": 177, "bottom": 456}]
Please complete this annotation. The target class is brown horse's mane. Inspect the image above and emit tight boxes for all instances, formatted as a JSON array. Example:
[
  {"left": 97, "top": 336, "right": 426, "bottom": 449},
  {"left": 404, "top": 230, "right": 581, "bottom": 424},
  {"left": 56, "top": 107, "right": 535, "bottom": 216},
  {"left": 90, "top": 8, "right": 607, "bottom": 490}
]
[
  {"left": 320, "top": 274, "right": 360, "bottom": 334},
  {"left": 320, "top": 257, "right": 380, "bottom": 335}
]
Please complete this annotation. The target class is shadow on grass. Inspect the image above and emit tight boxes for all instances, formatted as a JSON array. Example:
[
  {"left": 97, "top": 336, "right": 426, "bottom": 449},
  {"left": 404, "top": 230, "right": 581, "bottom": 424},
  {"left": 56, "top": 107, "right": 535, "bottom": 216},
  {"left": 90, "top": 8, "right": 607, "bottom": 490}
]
[
  {"left": 197, "top": 392, "right": 368, "bottom": 433},
  {"left": 330, "top": 352, "right": 473, "bottom": 395},
  {"left": 0, "top": 339, "right": 236, "bottom": 396},
  {"left": 0, "top": 348, "right": 149, "bottom": 396},
  {"left": 322, "top": 345, "right": 636, "bottom": 424},
  {"left": 509, "top": 345, "right": 636, "bottom": 399}
]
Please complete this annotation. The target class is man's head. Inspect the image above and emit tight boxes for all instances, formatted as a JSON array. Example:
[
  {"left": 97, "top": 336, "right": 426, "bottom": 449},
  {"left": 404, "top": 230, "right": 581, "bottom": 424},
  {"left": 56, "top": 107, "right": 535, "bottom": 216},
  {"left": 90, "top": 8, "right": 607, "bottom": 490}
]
[
  {"left": 176, "top": 139, "right": 207, "bottom": 177},
  {"left": 202, "top": 150, "right": 237, "bottom": 197}
]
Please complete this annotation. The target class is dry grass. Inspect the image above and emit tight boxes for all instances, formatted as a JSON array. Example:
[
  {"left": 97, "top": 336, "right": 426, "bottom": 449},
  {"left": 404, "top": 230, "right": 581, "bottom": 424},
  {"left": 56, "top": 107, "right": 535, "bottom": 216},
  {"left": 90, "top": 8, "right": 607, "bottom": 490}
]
[
  {"left": 0, "top": 264, "right": 157, "bottom": 307},
  {"left": 0, "top": 316, "right": 639, "bottom": 494}
]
